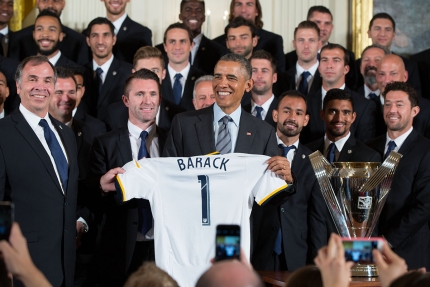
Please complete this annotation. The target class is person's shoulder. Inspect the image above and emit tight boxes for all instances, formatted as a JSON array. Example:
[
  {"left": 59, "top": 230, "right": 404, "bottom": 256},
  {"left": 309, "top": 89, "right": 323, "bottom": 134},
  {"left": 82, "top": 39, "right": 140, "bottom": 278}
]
[
  {"left": 61, "top": 25, "right": 86, "bottom": 40},
  {"left": 123, "top": 16, "right": 152, "bottom": 33},
  {"left": 113, "top": 58, "right": 133, "bottom": 73},
  {"left": 258, "top": 29, "right": 283, "bottom": 40}
]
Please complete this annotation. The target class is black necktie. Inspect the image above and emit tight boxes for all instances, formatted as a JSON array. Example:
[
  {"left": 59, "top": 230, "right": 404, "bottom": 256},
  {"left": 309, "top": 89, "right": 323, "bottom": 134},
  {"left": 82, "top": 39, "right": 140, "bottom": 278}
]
[
  {"left": 173, "top": 73, "right": 183, "bottom": 105},
  {"left": 96, "top": 67, "right": 103, "bottom": 95},
  {"left": 255, "top": 106, "right": 263, "bottom": 120},
  {"left": 384, "top": 140, "right": 397, "bottom": 159},
  {"left": 39, "top": 119, "right": 68, "bottom": 190},
  {"left": 317, "top": 52, "right": 320, "bottom": 61},
  {"left": 298, "top": 71, "right": 311, "bottom": 96},
  {"left": 137, "top": 130, "right": 153, "bottom": 235},
  {"left": 327, "top": 143, "right": 336, "bottom": 163}
]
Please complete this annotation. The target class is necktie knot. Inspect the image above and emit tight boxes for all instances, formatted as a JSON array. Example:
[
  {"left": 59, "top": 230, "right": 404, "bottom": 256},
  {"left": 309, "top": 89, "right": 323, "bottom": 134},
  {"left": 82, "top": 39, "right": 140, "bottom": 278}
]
[
  {"left": 385, "top": 140, "right": 397, "bottom": 159},
  {"left": 39, "top": 118, "right": 49, "bottom": 129},
  {"left": 174, "top": 73, "right": 183, "bottom": 81},
  {"left": 302, "top": 71, "right": 311, "bottom": 79},
  {"left": 255, "top": 106, "right": 263, "bottom": 120},
  {"left": 140, "top": 130, "right": 148, "bottom": 141},
  {"left": 96, "top": 67, "right": 103, "bottom": 77},
  {"left": 299, "top": 71, "right": 311, "bottom": 96},
  {"left": 220, "top": 115, "right": 232, "bottom": 125},
  {"left": 278, "top": 144, "right": 296, "bottom": 157},
  {"left": 369, "top": 92, "right": 377, "bottom": 99}
]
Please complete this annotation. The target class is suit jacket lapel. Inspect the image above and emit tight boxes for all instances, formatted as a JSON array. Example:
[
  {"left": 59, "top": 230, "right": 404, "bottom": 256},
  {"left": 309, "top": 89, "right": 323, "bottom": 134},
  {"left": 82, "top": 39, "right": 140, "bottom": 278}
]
[
  {"left": 181, "top": 67, "right": 199, "bottom": 108},
  {"left": 115, "top": 16, "right": 131, "bottom": 41},
  {"left": 235, "top": 111, "right": 257, "bottom": 153},
  {"left": 193, "top": 35, "right": 209, "bottom": 69},
  {"left": 162, "top": 70, "right": 175, "bottom": 103},
  {"left": 292, "top": 143, "right": 306, "bottom": 175},
  {"left": 265, "top": 97, "right": 278, "bottom": 127},
  {"left": 71, "top": 119, "right": 83, "bottom": 156},
  {"left": 195, "top": 108, "right": 216, "bottom": 154},
  {"left": 397, "top": 130, "right": 419, "bottom": 157},
  {"left": 338, "top": 136, "right": 356, "bottom": 162},
  {"left": 97, "top": 58, "right": 119, "bottom": 108},
  {"left": 117, "top": 126, "right": 133, "bottom": 164}
]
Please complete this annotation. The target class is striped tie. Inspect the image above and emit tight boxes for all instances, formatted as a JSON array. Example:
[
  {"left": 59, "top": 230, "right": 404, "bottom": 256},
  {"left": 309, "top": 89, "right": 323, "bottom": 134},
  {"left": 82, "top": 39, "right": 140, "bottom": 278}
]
[{"left": 216, "top": 115, "right": 233, "bottom": 154}]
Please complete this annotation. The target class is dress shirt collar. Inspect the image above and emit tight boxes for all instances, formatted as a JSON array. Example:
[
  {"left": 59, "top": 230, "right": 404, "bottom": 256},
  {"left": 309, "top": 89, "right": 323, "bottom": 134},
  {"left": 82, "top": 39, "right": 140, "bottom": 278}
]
[
  {"left": 72, "top": 108, "right": 77, "bottom": 117},
  {"left": 251, "top": 94, "right": 274, "bottom": 114},
  {"left": 324, "top": 132, "right": 351, "bottom": 155},
  {"left": 364, "top": 84, "right": 380, "bottom": 99},
  {"left": 48, "top": 50, "right": 62, "bottom": 66},
  {"left": 322, "top": 83, "right": 346, "bottom": 100},
  {"left": 386, "top": 127, "right": 413, "bottom": 151},
  {"left": 213, "top": 102, "right": 241, "bottom": 128},
  {"left": 193, "top": 33, "right": 203, "bottom": 47},
  {"left": 380, "top": 95, "right": 385, "bottom": 105},
  {"left": 128, "top": 120, "right": 156, "bottom": 140},
  {"left": 0, "top": 26, "right": 8, "bottom": 35},
  {"left": 276, "top": 133, "right": 299, "bottom": 149},
  {"left": 168, "top": 62, "right": 190, "bottom": 81},
  {"left": 19, "top": 104, "right": 51, "bottom": 130},
  {"left": 93, "top": 55, "right": 114, "bottom": 83},
  {"left": 65, "top": 117, "right": 73, "bottom": 128},
  {"left": 296, "top": 60, "right": 319, "bottom": 77},
  {"left": 0, "top": 109, "right": 4, "bottom": 119},
  {"left": 111, "top": 13, "right": 128, "bottom": 35}
]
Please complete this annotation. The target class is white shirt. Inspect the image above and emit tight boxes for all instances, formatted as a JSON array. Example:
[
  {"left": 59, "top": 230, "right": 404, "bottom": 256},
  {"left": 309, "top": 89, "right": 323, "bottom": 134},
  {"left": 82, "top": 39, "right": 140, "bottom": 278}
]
[
  {"left": 0, "top": 26, "right": 8, "bottom": 36},
  {"left": 276, "top": 134, "right": 298, "bottom": 166},
  {"left": 213, "top": 103, "right": 241, "bottom": 152},
  {"left": 364, "top": 84, "right": 380, "bottom": 100},
  {"left": 168, "top": 63, "right": 191, "bottom": 98},
  {"left": 111, "top": 13, "right": 128, "bottom": 35},
  {"left": 384, "top": 127, "right": 413, "bottom": 154},
  {"left": 19, "top": 104, "right": 68, "bottom": 193},
  {"left": 0, "top": 109, "right": 4, "bottom": 119},
  {"left": 93, "top": 55, "right": 114, "bottom": 84},
  {"left": 191, "top": 33, "right": 203, "bottom": 64},
  {"left": 48, "top": 50, "right": 62, "bottom": 66},
  {"left": 251, "top": 95, "right": 274, "bottom": 120},
  {"left": 321, "top": 83, "right": 346, "bottom": 108},
  {"left": 295, "top": 61, "right": 319, "bottom": 91},
  {"left": 324, "top": 132, "right": 351, "bottom": 161}
]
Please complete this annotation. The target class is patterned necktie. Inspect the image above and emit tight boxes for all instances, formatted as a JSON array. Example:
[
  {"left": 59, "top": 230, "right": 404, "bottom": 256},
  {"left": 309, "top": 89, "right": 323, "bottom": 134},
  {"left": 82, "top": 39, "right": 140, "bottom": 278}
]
[
  {"left": 298, "top": 71, "right": 311, "bottom": 96},
  {"left": 39, "top": 119, "right": 68, "bottom": 190},
  {"left": 216, "top": 115, "right": 233, "bottom": 154},
  {"left": 137, "top": 130, "right": 153, "bottom": 235},
  {"left": 384, "top": 140, "right": 397, "bottom": 159},
  {"left": 255, "top": 106, "right": 263, "bottom": 120},
  {"left": 96, "top": 67, "right": 103, "bottom": 95},
  {"left": 173, "top": 73, "right": 183, "bottom": 105},
  {"left": 327, "top": 142, "right": 336, "bottom": 164}
]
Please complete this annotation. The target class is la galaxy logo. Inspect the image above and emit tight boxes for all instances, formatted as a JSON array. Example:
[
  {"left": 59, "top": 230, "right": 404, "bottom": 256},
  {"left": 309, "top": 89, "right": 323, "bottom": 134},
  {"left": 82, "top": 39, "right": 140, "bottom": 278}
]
[{"left": 357, "top": 196, "right": 372, "bottom": 209}]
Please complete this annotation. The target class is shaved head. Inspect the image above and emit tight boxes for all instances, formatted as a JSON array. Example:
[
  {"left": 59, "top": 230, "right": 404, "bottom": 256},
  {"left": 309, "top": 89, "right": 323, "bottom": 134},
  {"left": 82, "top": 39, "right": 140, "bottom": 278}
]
[{"left": 376, "top": 54, "right": 408, "bottom": 94}]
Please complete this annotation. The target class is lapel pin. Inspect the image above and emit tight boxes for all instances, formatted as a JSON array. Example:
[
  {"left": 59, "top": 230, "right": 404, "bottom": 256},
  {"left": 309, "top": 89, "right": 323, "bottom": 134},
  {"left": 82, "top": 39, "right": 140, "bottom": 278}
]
[
  {"left": 113, "top": 71, "right": 117, "bottom": 76},
  {"left": 78, "top": 132, "right": 82, "bottom": 136},
  {"left": 191, "top": 76, "right": 195, "bottom": 80},
  {"left": 202, "top": 47, "right": 206, "bottom": 51},
  {"left": 246, "top": 132, "right": 252, "bottom": 136},
  {"left": 123, "top": 27, "right": 127, "bottom": 31},
  {"left": 348, "top": 150, "right": 352, "bottom": 154},
  {"left": 59, "top": 125, "right": 62, "bottom": 129},
  {"left": 165, "top": 106, "right": 170, "bottom": 111},
  {"left": 302, "top": 154, "right": 305, "bottom": 159}
]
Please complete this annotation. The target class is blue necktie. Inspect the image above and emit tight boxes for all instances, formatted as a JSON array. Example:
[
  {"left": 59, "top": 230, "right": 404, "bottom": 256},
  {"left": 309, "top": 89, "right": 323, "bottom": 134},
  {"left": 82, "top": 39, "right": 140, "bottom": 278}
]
[
  {"left": 384, "top": 140, "right": 397, "bottom": 159},
  {"left": 327, "top": 142, "right": 336, "bottom": 164},
  {"left": 368, "top": 92, "right": 377, "bottom": 99},
  {"left": 173, "top": 73, "right": 183, "bottom": 105},
  {"left": 255, "top": 106, "right": 263, "bottom": 120},
  {"left": 137, "top": 131, "right": 153, "bottom": 235},
  {"left": 273, "top": 144, "right": 296, "bottom": 255},
  {"left": 96, "top": 67, "right": 103, "bottom": 95},
  {"left": 317, "top": 52, "right": 320, "bottom": 61},
  {"left": 39, "top": 119, "right": 68, "bottom": 190},
  {"left": 298, "top": 71, "right": 311, "bottom": 96}
]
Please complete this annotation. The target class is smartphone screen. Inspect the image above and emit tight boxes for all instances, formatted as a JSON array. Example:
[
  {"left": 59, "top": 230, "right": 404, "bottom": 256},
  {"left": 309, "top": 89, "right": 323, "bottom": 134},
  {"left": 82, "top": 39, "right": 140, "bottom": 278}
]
[
  {"left": 215, "top": 224, "right": 240, "bottom": 262},
  {"left": 343, "top": 238, "right": 383, "bottom": 264},
  {"left": 0, "top": 202, "right": 14, "bottom": 241}
]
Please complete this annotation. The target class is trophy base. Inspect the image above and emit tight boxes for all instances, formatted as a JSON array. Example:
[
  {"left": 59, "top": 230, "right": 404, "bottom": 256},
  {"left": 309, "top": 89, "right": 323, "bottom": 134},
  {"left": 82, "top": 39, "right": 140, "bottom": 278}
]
[{"left": 351, "top": 264, "right": 378, "bottom": 277}]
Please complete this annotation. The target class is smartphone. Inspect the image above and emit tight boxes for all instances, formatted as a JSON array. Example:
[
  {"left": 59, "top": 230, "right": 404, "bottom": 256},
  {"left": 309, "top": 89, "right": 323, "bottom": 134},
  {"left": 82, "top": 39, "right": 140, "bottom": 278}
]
[
  {"left": 215, "top": 224, "right": 240, "bottom": 262},
  {"left": 0, "top": 202, "right": 14, "bottom": 241},
  {"left": 342, "top": 237, "right": 384, "bottom": 264}
]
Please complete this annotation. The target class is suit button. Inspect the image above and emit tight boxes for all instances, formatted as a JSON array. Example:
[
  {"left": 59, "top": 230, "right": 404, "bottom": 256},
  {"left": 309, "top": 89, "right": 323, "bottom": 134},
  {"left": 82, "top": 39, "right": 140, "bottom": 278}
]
[
  {"left": 280, "top": 208, "right": 285, "bottom": 213},
  {"left": 64, "top": 202, "right": 68, "bottom": 207},
  {"left": 64, "top": 229, "right": 68, "bottom": 233}
]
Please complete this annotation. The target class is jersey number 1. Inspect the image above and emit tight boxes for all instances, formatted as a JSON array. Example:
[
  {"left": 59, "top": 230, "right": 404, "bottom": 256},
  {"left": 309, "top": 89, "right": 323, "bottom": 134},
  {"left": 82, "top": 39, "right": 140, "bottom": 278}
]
[{"left": 198, "top": 175, "right": 210, "bottom": 226}]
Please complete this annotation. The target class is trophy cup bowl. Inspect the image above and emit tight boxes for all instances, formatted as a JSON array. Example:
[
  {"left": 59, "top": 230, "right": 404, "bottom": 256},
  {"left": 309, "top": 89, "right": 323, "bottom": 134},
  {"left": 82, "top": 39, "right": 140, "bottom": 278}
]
[{"left": 309, "top": 151, "right": 402, "bottom": 277}]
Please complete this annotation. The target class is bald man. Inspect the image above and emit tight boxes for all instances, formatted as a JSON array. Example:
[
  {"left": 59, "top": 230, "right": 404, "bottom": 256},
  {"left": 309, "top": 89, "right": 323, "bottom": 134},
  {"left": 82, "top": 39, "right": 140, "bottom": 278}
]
[{"left": 374, "top": 54, "right": 430, "bottom": 138}]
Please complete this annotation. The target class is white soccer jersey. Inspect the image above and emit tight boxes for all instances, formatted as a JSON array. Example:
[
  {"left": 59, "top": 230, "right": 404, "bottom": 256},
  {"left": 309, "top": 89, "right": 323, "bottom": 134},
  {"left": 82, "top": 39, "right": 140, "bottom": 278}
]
[{"left": 116, "top": 153, "right": 290, "bottom": 287}]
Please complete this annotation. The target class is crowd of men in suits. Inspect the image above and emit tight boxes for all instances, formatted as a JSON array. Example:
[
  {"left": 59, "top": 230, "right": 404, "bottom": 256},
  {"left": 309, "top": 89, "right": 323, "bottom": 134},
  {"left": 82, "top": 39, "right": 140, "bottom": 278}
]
[{"left": 1, "top": 0, "right": 430, "bottom": 286}]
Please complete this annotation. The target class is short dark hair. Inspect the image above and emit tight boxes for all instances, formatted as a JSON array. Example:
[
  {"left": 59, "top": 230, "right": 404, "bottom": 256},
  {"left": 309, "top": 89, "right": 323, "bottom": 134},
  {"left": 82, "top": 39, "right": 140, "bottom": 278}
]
[
  {"left": 217, "top": 53, "right": 252, "bottom": 80},
  {"left": 180, "top": 0, "right": 205, "bottom": 12},
  {"left": 307, "top": 6, "right": 333, "bottom": 20},
  {"left": 86, "top": 17, "right": 115, "bottom": 37},
  {"left": 124, "top": 68, "right": 161, "bottom": 98},
  {"left": 228, "top": 0, "right": 263, "bottom": 29},
  {"left": 225, "top": 16, "right": 256, "bottom": 38},
  {"left": 383, "top": 81, "right": 419, "bottom": 107},
  {"left": 163, "top": 22, "right": 194, "bottom": 44},
  {"left": 369, "top": 13, "right": 396, "bottom": 31},
  {"left": 133, "top": 46, "right": 165, "bottom": 71},
  {"left": 321, "top": 43, "right": 350, "bottom": 66},
  {"left": 277, "top": 90, "right": 307, "bottom": 110},
  {"left": 36, "top": 9, "right": 62, "bottom": 30},
  {"left": 15, "top": 56, "right": 57, "bottom": 87},
  {"left": 323, "top": 88, "right": 354, "bottom": 112},
  {"left": 249, "top": 50, "right": 277, "bottom": 72},
  {"left": 66, "top": 65, "right": 86, "bottom": 86},
  {"left": 294, "top": 21, "right": 320, "bottom": 40},
  {"left": 361, "top": 44, "right": 389, "bottom": 58},
  {"left": 55, "top": 66, "right": 77, "bottom": 90}
]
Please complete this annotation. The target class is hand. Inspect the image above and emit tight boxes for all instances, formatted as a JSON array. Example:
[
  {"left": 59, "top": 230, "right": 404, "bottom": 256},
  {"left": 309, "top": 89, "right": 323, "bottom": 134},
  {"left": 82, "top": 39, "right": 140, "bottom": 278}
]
[
  {"left": 266, "top": 156, "right": 293, "bottom": 183},
  {"left": 209, "top": 248, "right": 253, "bottom": 271},
  {"left": 100, "top": 167, "right": 125, "bottom": 193},
  {"left": 314, "top": 233, "right": 354, "bottom": 287},
  {"left": 76, "top": 221, "right": 85, "bottom": 249},
  {"left": 373, "top": 240, "right": 408, "bottom": 287}
]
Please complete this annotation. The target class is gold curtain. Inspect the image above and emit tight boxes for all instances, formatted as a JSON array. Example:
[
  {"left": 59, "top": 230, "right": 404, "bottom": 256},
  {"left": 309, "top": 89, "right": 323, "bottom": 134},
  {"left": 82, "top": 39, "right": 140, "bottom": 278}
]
[
  {"left": 9, "top": 0, "right": 36, "bottom": 31},
  {"left": 351, "top": 0, "right": 374, "bottom": 57}
]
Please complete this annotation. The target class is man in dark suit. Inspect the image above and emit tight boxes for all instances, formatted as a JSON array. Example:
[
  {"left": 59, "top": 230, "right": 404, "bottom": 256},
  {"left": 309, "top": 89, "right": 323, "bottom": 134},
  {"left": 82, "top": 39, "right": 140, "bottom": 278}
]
[
  {"left": 410, "top": 48, "right": 430, "bottom": 100},
  {"left": 251, "top": 90, "right": 326, "bottom": 271},
  {"left": 83, "top": 17, "right": 132, "bottom": 123},
  {"left": 0, "top": 56, "right": 79, "bottom": 287},
  {"left": 376, "top": 54, "right": 430, "bottom": 139},
  {"left": 0, "top": 0, "right": 13, "bottom": 57},
  {"left": 100, "top": 0, "right": 152, "bottom": 64},
  {"left": 192, "top": 75, "right": 215, "bottom": 110},
  {"left": 8, "top": 0, "right": 89, "bottom": 65},
  {"left": 106, "top": 46, "right": 185, "bottom": 131},
  {"left": 213, "top": 0, "right": 285, "bottom": 72},
  {"left": 367, "top": 82, "right": 430, "bottom": 270},
  {"left": 285, "top": 6, "right": 357, "bottom": 89},
  {"left": 243, "top": 50, "right": 278, "bottom": 128},
  {"left": 224, "top": 17, "right": 257, "bottom": 60},
  {"left": 161, "top": 22, "right": 204, "bottom": 111},
  {"left": 301, "top": 43, "right": 377, "bottom": 144},
  {"left": 306, "top": 88, "right": 381, "bottom": 241},
  {"left": 88, "top": 69, "right": 168, "bottom": 287},
  {"left": 0, "top": 71, "right": 9, "bottom": 119}
]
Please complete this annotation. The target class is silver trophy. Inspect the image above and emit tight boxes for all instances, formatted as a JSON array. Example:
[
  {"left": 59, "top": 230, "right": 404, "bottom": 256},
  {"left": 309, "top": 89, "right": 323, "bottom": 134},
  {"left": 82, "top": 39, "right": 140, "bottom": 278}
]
[{"left": 309, "top": 151, "right": 402, "bottom": 276}]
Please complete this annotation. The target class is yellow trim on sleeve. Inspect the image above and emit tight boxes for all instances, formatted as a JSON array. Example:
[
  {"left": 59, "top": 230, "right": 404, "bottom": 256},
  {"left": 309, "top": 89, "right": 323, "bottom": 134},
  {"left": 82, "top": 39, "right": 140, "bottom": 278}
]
[
  {"left": 258, "top": 184, "right": 289, "bottom": 205},
  {"left": 135, "top": 160, "right": 141, "bottom": 168},
  {"left": 206, "top": 151, "right": 220, "bottom": 156},
  {"left": 116, "top": 175, "right": 126, "bottom": 202}
]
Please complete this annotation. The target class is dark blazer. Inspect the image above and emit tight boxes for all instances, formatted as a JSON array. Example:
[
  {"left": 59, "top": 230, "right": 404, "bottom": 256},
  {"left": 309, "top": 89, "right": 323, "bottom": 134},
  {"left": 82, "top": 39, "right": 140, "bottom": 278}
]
[
  {"left": 83, "top": 57, "right": 132, "bottom": 122},
  {"left": 251, "top": 142, "right": 326, "bottom": 271},
  {"left": 285, "top": 47, "right": 357, "bottom": 89},
  {"left": 161, "top": 66, "right": 204, "bottom": 111},
  {"left": 213, "top": 28, "right": 285, "bottom": 72},
  {"left": 283, "top": 66, "right": 323, "bottom": 97},
  {"left": 367, "top": 130, "right": 430, "bottom": 270},
  {"left": 113, "top": 16, "right": 152, "bottom": 64},
  {"left": 306, "top": 135, "right": 381, "bottom": 241},
  {"left": 0, "top": 55, "right": 19, "bottom": 114},
  {"left": 88, "top": 125, "right": 167, "bottom": 286},
  {"left": 73, "top": 107, "right": 107, "bottom": 136},
  {"left": 0, "top": 110, "right": 79, "bottom": 287},
  {"left": 300, "top": 86, "right": 377, "bottom": 144},
  {"left": 8, "top": 24, "right": 89, "bottom": 65},
  {"left": 243, "top": 97, "right": 278, "bottom": 128},
  {"left": 411, "top": 48, "right": 430, "bottom": 101},
  {"left": 2, "top": 30, "right": 13, "bottom": 57},
  {"left": 105, "top": 98, "right": 186, "bottom": 131}
]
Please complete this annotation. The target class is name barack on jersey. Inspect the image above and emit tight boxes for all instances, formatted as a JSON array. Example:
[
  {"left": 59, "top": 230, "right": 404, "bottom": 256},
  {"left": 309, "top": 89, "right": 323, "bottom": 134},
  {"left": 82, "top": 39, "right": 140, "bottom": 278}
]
[{"left": 177, "top": 156, "right": 230, "bottom": 171}]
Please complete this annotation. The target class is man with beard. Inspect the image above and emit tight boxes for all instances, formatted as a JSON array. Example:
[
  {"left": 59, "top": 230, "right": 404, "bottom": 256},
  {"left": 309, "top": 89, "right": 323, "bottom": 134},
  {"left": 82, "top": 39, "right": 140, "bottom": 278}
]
[
  {"left": 243, "top": 50, "right": 277, "bottom": 128},
  {"left": 225, "top": 17, "right": 257, "bottom": 60},
  {"left": 251, "top": 90, "right": 326, "bottom": 271},
  {"left": 306, "top": 88, "right": 381, "bottom": 239},
  {"left": 9, "top": 0, "right": 88, "bottom": 65},
  {"left": 0, "top": 0, "right": 14, "bottom": 57},
  {"left": 192, "top": 75, "right": 215, "bottom": 110},
  {"left": 0, "top": 71, "right": 9, "bottom": 119}
]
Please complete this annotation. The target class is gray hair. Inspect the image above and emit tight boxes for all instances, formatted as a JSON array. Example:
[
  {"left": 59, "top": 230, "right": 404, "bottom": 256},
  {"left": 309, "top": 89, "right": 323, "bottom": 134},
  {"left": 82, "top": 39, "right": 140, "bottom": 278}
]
[
  {"left": 216, "top": 53, "right": 252, "bottom": 80},
  {"left": 15, "top": 56, "right": 57, "bottom": 88},
  {"left": 193, "top": 75, "right": 214, "bottom": 100}
]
